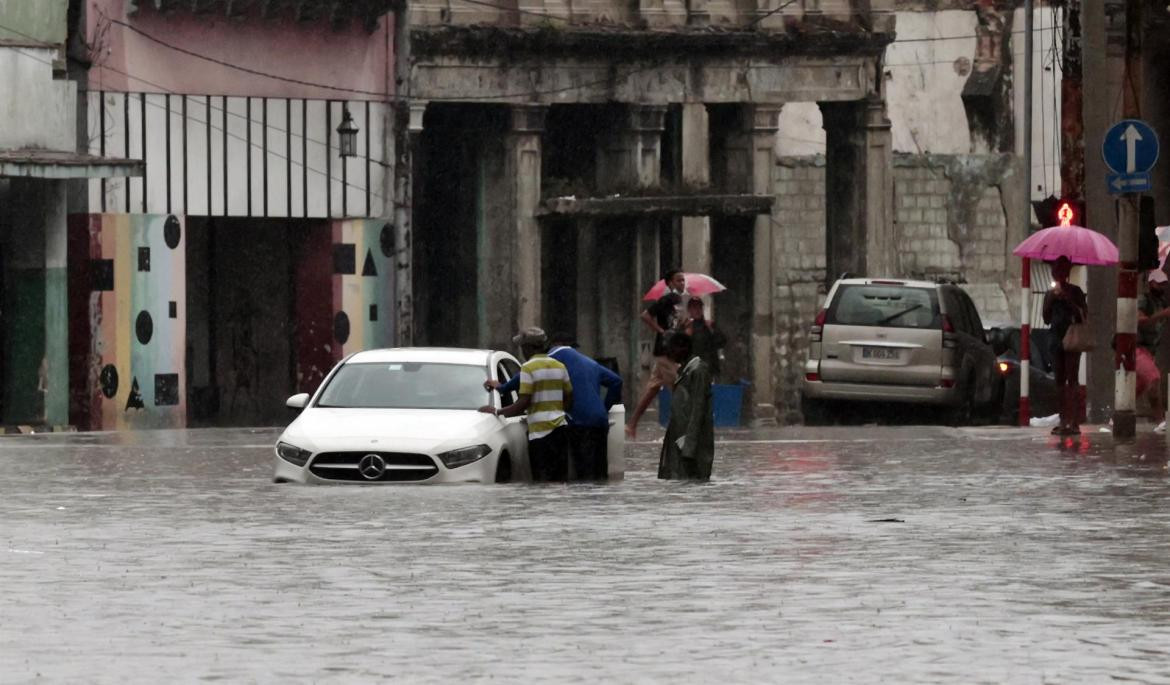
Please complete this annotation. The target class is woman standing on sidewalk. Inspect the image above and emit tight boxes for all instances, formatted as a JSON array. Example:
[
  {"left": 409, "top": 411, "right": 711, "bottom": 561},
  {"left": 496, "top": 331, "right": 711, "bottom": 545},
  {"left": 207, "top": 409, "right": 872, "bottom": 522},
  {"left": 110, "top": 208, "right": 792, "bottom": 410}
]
[{"left": 1042, "top": 256, "right": 1088, "bottom": 436}]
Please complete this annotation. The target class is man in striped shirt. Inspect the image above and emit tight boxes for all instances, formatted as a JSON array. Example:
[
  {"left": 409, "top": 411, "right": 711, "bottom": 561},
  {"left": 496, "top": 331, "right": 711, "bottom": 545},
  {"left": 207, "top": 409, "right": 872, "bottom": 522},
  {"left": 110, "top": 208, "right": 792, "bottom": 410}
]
[{"left": 479, "top": 327, "right": 574, "bottom": 482}]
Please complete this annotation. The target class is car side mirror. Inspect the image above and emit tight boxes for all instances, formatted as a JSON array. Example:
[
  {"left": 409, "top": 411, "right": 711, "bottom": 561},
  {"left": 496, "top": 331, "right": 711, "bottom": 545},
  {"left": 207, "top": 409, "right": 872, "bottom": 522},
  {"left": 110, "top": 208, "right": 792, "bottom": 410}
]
[{"left": 285, "top": 393, "right": 310, "bottom": 409}]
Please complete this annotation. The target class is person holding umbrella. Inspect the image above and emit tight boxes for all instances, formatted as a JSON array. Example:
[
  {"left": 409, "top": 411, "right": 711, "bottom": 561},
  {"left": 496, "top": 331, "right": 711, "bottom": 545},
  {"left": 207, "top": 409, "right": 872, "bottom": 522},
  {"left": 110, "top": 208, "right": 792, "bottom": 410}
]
[
  {"left": 1042, "top": 256, "right": 1088, "bottom": 435},
  {"left": 627, "top": 269, "right": 687, "bottom": 440}
]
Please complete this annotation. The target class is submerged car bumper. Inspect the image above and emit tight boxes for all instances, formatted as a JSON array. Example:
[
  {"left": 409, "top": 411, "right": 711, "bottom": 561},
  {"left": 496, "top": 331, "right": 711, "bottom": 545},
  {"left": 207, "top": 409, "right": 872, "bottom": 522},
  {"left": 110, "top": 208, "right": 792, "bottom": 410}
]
[
  {"left": 801, "top": 378, "right": 959, "bottom": 405},
  {"left": 273, "top": 448, "right": 498, "bottom": 485}
]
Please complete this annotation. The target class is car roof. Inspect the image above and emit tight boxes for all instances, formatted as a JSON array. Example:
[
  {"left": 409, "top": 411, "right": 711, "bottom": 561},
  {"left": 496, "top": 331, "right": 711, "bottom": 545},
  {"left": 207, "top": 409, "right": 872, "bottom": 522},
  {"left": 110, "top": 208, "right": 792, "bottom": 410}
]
[
  {"left": 835, "top": 277, "right": 939, "bottom": 289},
  {"left": 344, "top": 347, "right": 497, "bottom": 366}
]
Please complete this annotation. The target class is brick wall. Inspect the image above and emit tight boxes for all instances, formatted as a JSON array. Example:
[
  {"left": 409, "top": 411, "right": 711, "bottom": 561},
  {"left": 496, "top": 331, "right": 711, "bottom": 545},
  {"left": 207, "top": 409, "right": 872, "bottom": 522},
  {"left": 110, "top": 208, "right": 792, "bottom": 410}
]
[
  {"left": 771, "top": 156, "right": 828, "bottom": 423},
  {"left": 770, "top": 153, "right": 1023, "bottom": 421}
]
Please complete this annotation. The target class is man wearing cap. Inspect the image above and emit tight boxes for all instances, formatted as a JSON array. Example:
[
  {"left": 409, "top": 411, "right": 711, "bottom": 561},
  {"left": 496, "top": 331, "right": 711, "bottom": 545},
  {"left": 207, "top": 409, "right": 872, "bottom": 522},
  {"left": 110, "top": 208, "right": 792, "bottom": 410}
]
[
  {"left": 488, "top": 332, "right": 623, "bottom": 480},
  {"left": 478, "top": 327, "right": 574, "bottom": 481},
  {"left": 1138, "top": 269, "right": 1170, "bottom": 431}
]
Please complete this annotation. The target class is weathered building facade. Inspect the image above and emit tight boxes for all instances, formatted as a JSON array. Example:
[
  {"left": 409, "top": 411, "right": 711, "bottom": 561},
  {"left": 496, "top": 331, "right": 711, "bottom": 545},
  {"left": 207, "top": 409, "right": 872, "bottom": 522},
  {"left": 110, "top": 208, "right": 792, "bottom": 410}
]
[
  {"left": 399, "top": 1, "right": 1058, "bottom": 422},
  {"left": 402, "top": 0, "right": 900, "bottom": 423},
  {"left": 0, "top": 0, "right": 1067, "bottom": 429},
  {"left": 0, "top": 1, "right": 142, "bottom": 429},
  {"left": 0, "top": 0, "right": 399, "bottom": 430}
]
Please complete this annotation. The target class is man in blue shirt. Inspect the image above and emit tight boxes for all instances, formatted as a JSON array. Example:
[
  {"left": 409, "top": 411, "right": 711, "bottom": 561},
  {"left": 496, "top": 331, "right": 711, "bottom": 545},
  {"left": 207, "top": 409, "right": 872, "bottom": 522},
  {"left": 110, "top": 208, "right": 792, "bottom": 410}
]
[{"left": 487, "top": 332, "right": 623, "bottom": 481}]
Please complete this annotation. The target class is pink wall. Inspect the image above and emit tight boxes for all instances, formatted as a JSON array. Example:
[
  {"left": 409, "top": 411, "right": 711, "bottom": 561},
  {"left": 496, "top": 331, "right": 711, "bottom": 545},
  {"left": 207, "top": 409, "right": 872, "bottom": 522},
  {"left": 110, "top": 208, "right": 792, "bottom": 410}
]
[{"left": 87, "top": 0, "right": 393, "bottom": 100}]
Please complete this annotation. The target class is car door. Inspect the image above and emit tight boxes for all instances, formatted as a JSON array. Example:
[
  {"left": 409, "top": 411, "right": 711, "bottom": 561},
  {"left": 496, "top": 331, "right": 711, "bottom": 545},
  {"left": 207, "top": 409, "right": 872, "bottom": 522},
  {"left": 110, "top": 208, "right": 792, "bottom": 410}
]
[
  {"left": 493, "top": 354, "right": 530, "bottom": 481},
  {"left": 959, "top": 292, "right": 996, "bottom": 405}
]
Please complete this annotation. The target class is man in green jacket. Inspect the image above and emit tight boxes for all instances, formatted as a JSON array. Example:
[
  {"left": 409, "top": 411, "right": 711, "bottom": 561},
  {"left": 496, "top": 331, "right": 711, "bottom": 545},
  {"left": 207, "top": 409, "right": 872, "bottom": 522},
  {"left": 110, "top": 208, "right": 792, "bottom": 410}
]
[{"left": 658, "top": 333, "right": 714, "bottom": 481}]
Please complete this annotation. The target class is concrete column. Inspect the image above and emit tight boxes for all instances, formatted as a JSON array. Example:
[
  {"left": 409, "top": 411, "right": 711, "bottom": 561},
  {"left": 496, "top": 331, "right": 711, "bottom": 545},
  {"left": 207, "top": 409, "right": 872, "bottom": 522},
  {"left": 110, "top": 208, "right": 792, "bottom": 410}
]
[
  {"left": 42, "top": 181, "right": 68, "bottom": 426},
  {"left": 594, "top": 105, "right": 666, "bottom": 401},
  {"left": 680, "top": 102, "right": 711, "bottom": 276},
  {"left": 744, "top": 104, "right": 782, "bottom": 425},
  {"left": 821, "top": 95, "right": 894, "bottom": 279},
  {"left": 632, "top": 106, "right": 667, "bottom": 395},
  {"left": 576, "top": 219, "right": 600, "bottom": 355},
  {"left": 507, "top": 104, "right": 547, "bottom": 331},
  {"left": 862, "top": 97, "right": 895, "bottom": 277},
  {"left": 395, "top": 100, "right": 426, "bottom": 347}
]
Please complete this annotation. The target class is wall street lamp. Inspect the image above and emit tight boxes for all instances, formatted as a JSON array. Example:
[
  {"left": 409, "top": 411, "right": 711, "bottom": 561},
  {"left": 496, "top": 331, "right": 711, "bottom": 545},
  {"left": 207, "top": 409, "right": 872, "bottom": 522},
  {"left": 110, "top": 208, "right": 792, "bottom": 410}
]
[{"left": 337, "top": 106, "right": 359, "bottom": 158}]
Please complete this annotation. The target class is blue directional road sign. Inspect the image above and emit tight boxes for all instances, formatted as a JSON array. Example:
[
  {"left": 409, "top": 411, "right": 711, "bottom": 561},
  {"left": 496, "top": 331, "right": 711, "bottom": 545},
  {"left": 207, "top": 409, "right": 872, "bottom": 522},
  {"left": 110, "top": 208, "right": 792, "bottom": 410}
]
[
  {"left": 1103, "top": 119, "right": 1159, "bottom": 195},
  {"left": 1107, "top": 172, "right": 1152, "bottom": 194}
]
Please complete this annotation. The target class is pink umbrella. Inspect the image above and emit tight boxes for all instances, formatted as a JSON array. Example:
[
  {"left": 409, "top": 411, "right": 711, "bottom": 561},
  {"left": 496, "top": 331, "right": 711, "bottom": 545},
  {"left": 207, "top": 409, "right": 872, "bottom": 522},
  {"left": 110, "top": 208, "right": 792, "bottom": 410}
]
[
  {"left": 1012, "top": 224, "right": 1119, "bottom": 266},
  {"left": 642, "top": 272, "right": 727, "bottom": 301}
]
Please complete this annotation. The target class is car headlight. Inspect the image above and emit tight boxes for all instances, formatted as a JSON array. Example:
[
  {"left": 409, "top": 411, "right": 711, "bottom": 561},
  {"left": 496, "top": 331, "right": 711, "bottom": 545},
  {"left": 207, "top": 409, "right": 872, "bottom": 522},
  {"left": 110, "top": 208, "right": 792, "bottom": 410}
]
[
  {"left": 276, "top": 441, "right": 311, "bottom": 467},
  {"left": 438, "top": 444, "right": 491, "bottom": 469}
]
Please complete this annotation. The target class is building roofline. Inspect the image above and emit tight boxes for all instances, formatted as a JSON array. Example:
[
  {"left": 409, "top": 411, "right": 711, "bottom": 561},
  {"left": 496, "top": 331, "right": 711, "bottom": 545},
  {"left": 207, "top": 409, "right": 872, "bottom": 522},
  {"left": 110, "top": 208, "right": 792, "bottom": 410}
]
[{"left": 411, "top": 23, "right": 895, "bottom": 61}]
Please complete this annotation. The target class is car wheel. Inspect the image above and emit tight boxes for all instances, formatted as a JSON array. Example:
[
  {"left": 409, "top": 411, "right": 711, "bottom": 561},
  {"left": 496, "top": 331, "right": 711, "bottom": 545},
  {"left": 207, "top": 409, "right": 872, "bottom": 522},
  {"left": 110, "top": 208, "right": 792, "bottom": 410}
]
[
  {"left": 494, "top": 452, "right": 513, "bottom": 483},
  {"left": 801, "top": 396, "right": 831, "bottom": 426}
]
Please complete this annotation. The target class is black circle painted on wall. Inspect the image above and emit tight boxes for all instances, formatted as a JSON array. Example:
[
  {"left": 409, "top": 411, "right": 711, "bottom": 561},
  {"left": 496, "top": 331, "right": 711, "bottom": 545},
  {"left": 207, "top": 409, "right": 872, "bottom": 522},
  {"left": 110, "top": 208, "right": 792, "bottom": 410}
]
[
  {"left": 136, "top": 310, "right": 154, "bottom": 345},
  {"left": 333, "top": 311, "right": 350, "bottom": 344},
  {"left": 164, "top": 215, "right": 181, "bottom": 249},
  {"left": 380, "top": 223, "right": 394, "bottom": 258},
  {"left": 99, "top": 364, "right": 119, "bottom": 398}
]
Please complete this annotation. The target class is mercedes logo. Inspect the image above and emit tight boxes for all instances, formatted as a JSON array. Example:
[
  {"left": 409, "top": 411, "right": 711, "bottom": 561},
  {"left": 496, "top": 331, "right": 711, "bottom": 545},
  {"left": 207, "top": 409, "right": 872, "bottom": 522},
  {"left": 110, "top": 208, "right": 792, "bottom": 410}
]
[{"left": 358, "top": 453, "right": 386, "bottom": 480}]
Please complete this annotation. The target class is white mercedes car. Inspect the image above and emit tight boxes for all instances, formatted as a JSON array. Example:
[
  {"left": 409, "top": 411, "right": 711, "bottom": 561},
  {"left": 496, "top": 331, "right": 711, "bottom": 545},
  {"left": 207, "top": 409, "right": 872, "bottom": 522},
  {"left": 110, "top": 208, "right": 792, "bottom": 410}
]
[{"left": 273, "top": 347, "right": 626, "bottom": 484}]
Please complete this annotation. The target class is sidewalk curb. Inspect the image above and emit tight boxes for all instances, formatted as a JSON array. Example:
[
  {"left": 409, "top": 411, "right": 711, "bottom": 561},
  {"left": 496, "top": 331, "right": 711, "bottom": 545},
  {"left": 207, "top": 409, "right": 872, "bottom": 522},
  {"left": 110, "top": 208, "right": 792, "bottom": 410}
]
[{"left": 0, "top": 425, "right": 77, "bottom": 436}]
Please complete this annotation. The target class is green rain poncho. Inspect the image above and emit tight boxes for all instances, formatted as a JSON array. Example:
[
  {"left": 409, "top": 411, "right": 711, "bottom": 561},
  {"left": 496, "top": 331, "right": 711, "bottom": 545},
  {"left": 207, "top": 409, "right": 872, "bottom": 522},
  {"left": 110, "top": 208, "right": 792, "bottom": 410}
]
[{"left": 658, "top": 356, "right": 714, "bottom": 481}]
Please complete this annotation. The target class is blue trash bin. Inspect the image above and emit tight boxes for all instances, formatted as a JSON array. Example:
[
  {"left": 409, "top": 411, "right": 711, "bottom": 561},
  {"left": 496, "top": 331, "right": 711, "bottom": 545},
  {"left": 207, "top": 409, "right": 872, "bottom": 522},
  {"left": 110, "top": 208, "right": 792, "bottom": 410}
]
[{"left": 657, "top": 382, "right": 745, "bottom": 428}]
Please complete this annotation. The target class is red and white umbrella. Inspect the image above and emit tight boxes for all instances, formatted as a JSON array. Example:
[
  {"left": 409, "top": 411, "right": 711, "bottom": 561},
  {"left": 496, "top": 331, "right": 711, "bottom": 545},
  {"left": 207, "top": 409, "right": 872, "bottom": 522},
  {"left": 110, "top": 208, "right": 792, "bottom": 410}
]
[{"left": 642, "top": 272, "right": 727, "bottom": 301}]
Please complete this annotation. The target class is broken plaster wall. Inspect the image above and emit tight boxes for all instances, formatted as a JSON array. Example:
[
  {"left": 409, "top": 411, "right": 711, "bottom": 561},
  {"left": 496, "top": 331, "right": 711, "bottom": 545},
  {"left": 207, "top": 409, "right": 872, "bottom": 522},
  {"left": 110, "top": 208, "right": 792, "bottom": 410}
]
[{"left": 770, "top": 152, "right": 1027, "bottom": 421}]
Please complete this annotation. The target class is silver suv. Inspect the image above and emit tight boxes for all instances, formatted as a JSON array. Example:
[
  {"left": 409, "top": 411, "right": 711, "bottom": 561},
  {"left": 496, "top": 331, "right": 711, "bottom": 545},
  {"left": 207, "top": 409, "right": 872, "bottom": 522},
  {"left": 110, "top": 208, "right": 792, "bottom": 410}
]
[{"left": 800, "top": 278, "right": 998, "bottom": 424}]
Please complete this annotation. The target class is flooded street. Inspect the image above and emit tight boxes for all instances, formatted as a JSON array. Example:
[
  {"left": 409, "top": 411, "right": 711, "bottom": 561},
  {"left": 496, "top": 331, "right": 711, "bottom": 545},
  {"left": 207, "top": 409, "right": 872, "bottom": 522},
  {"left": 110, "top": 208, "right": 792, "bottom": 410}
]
[{"left": 4, "top": 426, "right": 1170, "bottom": 683}]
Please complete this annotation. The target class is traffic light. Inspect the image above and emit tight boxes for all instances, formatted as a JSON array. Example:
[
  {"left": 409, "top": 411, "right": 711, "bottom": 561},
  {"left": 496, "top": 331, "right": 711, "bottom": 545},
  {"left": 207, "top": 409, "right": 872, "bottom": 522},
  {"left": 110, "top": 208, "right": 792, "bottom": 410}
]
[{"left": 1031, "top": 195, "right": 1085, "bottom": 229}]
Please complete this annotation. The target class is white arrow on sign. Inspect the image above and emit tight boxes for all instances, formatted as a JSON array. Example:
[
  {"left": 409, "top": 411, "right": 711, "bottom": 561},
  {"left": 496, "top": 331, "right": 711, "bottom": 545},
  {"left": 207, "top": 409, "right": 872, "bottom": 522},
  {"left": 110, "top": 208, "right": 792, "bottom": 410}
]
[
  {"left": 1110, "top": 175, "right": 1149, "bottom": 191},
  {"left": 1122, "top": 124, "right": 1143, "bottom": 173}
]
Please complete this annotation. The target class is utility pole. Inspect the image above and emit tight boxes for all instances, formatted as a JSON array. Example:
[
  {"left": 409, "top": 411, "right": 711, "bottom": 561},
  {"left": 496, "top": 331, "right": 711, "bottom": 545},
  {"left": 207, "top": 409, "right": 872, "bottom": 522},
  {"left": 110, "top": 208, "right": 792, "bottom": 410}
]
[
  {"left": 1114, "top": 191, "right": 1139, "bottom": 437},
  {"left": 1082, "top": 0, "right": 1124, "bottom": 425},
  {"left": 1110, "top": 0, "right": 1150, "bottom": 438},
  {"left": 1019, "top": 0, "right": 1034, "bottom": 426}
]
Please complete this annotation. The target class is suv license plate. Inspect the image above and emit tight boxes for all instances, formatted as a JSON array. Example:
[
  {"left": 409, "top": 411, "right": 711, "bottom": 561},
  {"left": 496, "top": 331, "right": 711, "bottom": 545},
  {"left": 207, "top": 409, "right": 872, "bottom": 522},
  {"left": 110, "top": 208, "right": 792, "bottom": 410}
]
[{"left": 861, "top": 346, "right": 901, "bottom": 361}]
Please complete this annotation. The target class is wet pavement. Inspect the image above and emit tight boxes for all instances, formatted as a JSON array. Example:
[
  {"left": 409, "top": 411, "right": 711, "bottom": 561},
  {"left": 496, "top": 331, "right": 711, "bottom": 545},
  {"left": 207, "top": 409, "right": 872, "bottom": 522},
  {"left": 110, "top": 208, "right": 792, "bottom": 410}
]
[{"left": 3, "top": 424, "right": 1170, "bottom": 683}]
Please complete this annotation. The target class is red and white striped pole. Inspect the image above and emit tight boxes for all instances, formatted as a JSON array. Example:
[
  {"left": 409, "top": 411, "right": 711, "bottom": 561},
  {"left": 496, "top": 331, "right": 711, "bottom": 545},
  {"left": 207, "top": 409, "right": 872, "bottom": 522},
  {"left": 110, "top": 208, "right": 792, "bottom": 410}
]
[
  {"left": 1114, "top": 195, "right": 1140, "bottom": 438},
  {"left": 1019, "top": 257, "right": 1031, "bottom": 426}
]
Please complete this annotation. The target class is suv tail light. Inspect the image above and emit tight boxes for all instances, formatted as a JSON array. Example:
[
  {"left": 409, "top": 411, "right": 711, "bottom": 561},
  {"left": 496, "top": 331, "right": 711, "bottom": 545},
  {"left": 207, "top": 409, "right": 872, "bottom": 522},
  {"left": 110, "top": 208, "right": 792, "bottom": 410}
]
[
  {"left": 810, "top": 309, "right": 827, "bottom": 342},
  {"left": 942, "top": 314, "right": 958, "bottom": 349}
]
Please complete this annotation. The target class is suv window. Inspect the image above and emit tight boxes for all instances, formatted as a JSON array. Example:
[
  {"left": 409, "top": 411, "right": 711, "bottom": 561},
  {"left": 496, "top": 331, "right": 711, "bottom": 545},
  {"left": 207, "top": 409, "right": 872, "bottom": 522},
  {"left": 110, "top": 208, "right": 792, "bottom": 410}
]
[
  {"left": 961, "top": 295, "right": 985, "bottom": 340},
  {"left": 827, "top": 285, "right": 941, "bottom": 329},
  {"left": 942, "top": 288, "right": 973, "bottom": 335}
]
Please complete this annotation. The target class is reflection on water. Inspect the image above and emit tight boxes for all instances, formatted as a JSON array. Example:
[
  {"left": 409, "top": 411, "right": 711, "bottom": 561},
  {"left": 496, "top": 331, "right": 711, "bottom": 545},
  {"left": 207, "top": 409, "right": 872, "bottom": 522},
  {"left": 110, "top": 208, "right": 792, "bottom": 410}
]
[{"left": 2, "top": 427, "right": 1170, "bottom": 683}]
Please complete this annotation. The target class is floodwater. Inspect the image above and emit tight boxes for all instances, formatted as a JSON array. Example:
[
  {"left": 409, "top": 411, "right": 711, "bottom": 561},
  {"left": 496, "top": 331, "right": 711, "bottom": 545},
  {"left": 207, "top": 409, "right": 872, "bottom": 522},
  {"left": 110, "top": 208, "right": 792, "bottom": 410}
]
[{"left": 3, "top": 425, "right": 1170, "bottom": 683}]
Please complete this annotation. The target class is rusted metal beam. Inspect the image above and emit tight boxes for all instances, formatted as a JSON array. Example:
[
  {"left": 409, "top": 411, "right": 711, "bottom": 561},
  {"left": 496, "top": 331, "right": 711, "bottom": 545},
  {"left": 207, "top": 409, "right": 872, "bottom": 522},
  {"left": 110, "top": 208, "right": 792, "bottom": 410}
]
[{"left": 538, "top": 194, "right": 775, "bottom": 218}]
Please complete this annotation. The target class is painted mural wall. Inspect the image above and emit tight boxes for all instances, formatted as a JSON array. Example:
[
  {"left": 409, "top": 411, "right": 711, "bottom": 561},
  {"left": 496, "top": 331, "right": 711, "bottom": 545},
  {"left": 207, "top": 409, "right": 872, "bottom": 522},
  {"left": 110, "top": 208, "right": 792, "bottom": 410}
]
[
  {"left": 69, "top": 213, "right": 186, "bottom": 430},
  {"left": 332, "top": 219, "right": 396, "bottom": 358}
]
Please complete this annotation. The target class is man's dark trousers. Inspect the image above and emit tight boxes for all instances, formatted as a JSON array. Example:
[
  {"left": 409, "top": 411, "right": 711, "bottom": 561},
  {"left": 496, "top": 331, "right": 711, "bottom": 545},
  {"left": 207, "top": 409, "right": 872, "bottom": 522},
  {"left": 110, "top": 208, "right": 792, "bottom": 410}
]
[
  {"left": 568, "top": 425, "right": 608, "bottom": 481},
  {"left": 528, "top": 427, "right": 569, "bottom": 482}
]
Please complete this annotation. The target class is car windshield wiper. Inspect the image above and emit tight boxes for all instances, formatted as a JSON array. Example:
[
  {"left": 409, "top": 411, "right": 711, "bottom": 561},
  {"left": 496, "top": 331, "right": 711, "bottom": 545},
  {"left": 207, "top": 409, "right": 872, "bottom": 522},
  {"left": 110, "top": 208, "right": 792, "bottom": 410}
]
[{"left": 877, "top": 304, "right": 923, "bottom": 325}]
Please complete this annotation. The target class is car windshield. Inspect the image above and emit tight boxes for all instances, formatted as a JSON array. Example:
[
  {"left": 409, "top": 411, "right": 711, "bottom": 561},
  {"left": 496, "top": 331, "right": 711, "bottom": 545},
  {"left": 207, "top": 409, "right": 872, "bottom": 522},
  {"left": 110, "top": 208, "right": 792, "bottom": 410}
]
[
  {"left": 827, "top": 285, "right": 940, "bottom": 329},
  {"left": 315, "top": 362, "right": 488, "bottom": 410}
]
